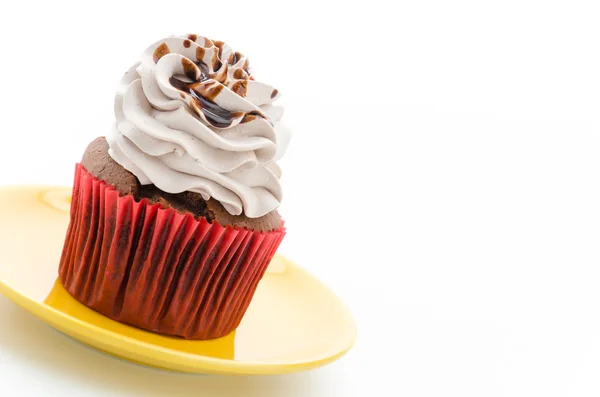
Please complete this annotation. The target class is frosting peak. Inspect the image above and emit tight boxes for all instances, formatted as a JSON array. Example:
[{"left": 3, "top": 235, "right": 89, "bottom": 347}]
[{"left": 107, "top": 34, "right": 291, "bottom": 218}]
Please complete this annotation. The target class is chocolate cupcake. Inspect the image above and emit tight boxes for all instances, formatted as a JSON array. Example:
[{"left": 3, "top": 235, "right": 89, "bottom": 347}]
[{"left": 58, "top": 34, "right": 290, "bottom": 340}]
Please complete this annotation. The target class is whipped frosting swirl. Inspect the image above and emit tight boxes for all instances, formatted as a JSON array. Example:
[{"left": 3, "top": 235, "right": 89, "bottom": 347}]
[{"left": 107, "top": 34, "right": 291, "bottom": 218}]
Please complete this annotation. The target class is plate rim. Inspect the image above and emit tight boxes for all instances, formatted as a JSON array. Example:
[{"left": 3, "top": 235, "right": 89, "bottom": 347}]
[{"left": 0, "top": 255, "right": 357, "bottom": 375}]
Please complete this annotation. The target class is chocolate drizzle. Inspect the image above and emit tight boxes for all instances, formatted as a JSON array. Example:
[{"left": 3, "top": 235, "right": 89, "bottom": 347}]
[
  {"left": 233, "top": 69, "right": 246, "bottom": 79},
  {"left": 189, "top": 83, "right": 241, "bottom": 128},
  {"left": 229, "top": 51, "right": 242, "bottom": 66},
  {"left": 241, "top": 111, "right": 263, "bottom": 123},
  {"left": 153, "top": 43, "right": 170, "bottom": 63},
  {"left": 213, "top": 40, "right": 225, "bottom": 58},
  {"left": 162, "top": 36, "right": 278, "bottom": 128},
  {"left": 195, "top": 47, "right": 206, "bottom": 66},
  {"left": 211, "top": 52, "right": 223, "bottom": 71},
  {"left": 231, "top": 80, "right": 248, "bottom": 97},
  {"left": 169, "top": 78, "right": 236, "bottom": 128},
  {"left": 170, "top": 77, "right": 270, "bottom": 128},
  {"left": 181, "top": 58, "right": 198, "bottom": 81}
]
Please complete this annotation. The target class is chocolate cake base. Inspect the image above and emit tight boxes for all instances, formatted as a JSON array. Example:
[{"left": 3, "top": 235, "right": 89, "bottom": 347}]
[{"left": 81, "top": 137, "right": 281, "bottom": 232}]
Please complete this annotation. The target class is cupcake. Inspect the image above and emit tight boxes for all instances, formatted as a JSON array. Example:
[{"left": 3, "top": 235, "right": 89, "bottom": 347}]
[{"left": 58, "top": 34, "right": 290, "bottom": 340}]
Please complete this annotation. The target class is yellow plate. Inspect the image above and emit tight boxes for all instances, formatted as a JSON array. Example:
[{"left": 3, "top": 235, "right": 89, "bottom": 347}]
[{"left": 0, "top": 186, "right": 356, "bottom": 375}]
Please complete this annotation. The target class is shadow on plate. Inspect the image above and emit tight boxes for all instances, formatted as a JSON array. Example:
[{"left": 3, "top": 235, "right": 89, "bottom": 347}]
[{"left": 43, "top": 278, "right": 236, "bottom": 361}]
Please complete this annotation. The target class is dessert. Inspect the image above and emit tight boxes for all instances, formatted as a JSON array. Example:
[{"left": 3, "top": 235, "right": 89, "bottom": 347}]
[{"left": 58, "top": 34, "right": 290, "bottom": 340}]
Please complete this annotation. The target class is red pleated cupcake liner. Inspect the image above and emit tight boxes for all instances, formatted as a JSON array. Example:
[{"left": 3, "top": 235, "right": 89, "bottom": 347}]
[{"left": 58, "top": 164, "right": 286, "bottom": 340}]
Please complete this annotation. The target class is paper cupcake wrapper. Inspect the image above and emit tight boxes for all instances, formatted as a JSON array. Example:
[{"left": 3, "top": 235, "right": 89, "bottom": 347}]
[{"left": 58, "top": 164, "right": 286, "bottom": 340}]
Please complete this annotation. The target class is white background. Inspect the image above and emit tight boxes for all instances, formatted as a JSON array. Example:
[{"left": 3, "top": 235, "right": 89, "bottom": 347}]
[{"left": 1, "top": 0, "right": 600, "bottom": 395}]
